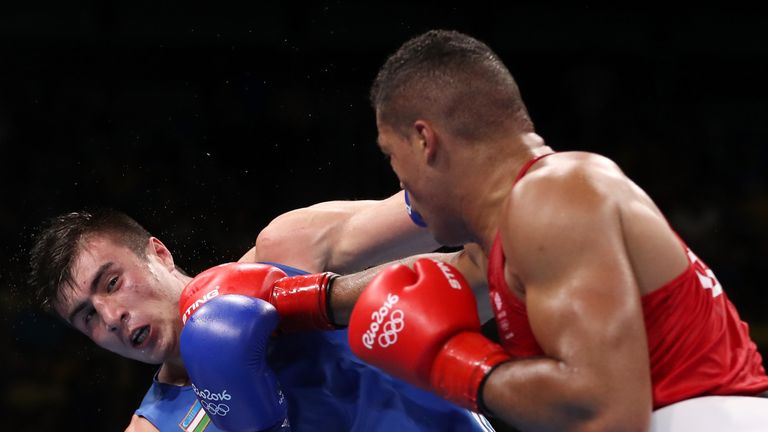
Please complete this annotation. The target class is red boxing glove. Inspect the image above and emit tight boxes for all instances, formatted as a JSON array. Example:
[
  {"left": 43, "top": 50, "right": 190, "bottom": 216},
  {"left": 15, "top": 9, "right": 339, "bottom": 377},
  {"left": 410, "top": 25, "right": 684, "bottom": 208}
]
[
  {"left": 179, "top": 262, "right": 338, "bottom": 331},
  {"left": 348, "top": 258, "right": 510, "bottom": 411}
]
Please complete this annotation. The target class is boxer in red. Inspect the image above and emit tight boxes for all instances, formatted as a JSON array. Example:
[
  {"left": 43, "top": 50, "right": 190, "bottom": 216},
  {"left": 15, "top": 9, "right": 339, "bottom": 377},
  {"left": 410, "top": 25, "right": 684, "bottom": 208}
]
[{"left": 348, "top": 29, "right": 768, "bottom": 431}]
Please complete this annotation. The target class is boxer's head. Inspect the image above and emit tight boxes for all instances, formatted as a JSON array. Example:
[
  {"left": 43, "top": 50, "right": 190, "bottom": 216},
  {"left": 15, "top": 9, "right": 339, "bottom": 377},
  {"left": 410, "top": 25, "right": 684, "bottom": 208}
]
[
  {"left": 370, "top": 29, "right": 533, "bottom": 142},
  {"left": 371, "top": 30, "right": 533, "bottom": 245},
  {"left": 29, "top": 209, "right": 188, "bottom": 364}
]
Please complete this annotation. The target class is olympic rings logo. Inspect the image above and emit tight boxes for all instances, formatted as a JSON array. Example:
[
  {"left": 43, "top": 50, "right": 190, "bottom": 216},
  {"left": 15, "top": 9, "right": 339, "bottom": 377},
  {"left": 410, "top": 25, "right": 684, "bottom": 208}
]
[
  {"left": 362, "top": 293, "right": 403, "bottom": 349},
  {"left": 192, "top": 384, "right": 232, "bottom": 417},
  {"left": 201, "top": 400, "right": 231, "bottom": 416},
  {"left": 377, "top": 309, "right": 404, "bottom": 348}
]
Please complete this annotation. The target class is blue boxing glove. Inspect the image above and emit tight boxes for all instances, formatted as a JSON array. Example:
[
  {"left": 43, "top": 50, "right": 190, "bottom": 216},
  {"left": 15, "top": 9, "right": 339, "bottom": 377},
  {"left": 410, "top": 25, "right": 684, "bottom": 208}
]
[{"left": 180, "top": 294, "right": 290, "bottom": 432}]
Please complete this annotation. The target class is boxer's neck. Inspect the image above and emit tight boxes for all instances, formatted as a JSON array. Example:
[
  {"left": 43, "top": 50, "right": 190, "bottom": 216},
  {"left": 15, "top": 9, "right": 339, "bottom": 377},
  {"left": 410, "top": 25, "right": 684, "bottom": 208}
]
[{"left": 158, "top": 357, "right": 189, "bottom": 386}]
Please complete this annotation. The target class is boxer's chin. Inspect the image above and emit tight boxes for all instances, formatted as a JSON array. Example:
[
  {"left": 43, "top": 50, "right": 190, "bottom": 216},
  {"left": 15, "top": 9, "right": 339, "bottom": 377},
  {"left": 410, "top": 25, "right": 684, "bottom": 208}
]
[
  {"left": 133, "top": 325, "right": 172, "bottom": 365},
  {"left": 429, "top": 220, "right": 469, "bottom": 248}
]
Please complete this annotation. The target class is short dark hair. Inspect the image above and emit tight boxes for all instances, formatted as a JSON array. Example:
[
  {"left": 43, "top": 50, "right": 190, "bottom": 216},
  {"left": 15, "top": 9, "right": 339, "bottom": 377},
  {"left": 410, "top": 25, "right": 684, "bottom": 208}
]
[
  {"left": 370, "top": 29, "right": 534, "bottom": 140},
  {"left": 28, "top": 209, "right": 152, "bottom": 313}
]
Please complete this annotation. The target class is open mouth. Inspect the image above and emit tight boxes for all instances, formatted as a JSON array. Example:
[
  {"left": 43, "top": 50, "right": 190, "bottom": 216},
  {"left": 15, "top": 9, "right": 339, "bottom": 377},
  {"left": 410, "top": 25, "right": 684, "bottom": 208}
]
[{"left": 131, "top": 325, "right": 151, "bottom": 347}]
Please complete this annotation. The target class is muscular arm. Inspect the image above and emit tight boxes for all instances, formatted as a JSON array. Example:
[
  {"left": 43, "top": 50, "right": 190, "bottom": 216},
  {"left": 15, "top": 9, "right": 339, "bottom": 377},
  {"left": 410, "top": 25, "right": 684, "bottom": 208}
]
[
  {"left": 239, "top": 191, "right": 490, "bottom": 326},
  {"left": 482, "top": 164, "right": 652, "bottom": 431},
  {"left": 248, "top": 190, "right": 440, "bottom": 273}
]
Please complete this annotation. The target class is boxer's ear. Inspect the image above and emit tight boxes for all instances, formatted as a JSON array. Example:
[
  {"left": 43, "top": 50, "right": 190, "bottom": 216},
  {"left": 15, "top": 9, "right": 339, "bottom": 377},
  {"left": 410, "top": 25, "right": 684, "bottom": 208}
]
[
  {"left": 413, "top": 120, "right": 438, "bottom": 163},
  {"left": 148, "top": 237, "right": 175, "bottom": 271}
]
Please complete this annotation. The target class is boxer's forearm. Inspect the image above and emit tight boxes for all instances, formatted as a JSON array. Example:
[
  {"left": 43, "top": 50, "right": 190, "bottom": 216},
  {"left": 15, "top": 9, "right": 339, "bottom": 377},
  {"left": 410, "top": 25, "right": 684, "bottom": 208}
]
[{"left": 329, "top": 249, "right": 484, "bottom": 326}]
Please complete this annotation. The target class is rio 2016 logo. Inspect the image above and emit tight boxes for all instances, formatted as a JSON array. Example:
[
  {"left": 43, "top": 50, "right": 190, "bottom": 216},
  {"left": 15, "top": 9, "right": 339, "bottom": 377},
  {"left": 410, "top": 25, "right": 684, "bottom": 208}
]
[
  {"left": 192, "top": 384, "right": 231, "bottom": 417},
  {"left": 362, "top": 293, "right": 405, "bottom": 349}
]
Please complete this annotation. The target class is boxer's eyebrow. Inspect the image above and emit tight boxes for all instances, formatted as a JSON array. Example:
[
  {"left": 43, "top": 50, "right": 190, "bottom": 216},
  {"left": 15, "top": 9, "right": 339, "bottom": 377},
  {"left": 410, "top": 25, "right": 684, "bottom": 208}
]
[{"left": 67, "top": 262, "right": 113, "bottom": 325}]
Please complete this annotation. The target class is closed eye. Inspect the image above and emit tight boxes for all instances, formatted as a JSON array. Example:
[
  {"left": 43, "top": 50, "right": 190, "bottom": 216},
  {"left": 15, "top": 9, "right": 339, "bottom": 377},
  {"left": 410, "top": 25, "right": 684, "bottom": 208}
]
[{"left": 84, "top": 307, "right": 96, "bottom": 327}]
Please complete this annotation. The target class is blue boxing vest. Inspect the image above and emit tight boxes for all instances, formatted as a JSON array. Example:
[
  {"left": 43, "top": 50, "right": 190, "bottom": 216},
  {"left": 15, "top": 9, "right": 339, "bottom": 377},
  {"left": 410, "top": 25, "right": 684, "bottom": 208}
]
[{"left": 136, "top": 262, "right": 495, "bottom": 432}]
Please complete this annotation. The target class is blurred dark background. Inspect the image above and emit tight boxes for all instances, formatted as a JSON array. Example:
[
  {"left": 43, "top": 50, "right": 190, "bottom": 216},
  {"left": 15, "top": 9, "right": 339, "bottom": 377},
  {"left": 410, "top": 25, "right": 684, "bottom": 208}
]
[{"left": 0, "top": 3, "right": 766, "bottom": 430}]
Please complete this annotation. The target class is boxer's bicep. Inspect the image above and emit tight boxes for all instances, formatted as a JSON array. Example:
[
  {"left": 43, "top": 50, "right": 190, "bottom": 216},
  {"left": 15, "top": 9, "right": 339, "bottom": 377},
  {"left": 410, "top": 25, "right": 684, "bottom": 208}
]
[
  {"left": 252, "top": 205, "right": 343, "bottom": 272},
  {"left": 501, "top": 171, "right": 652, "bottom": 429},
  {"left": 254, "top": 191, "right": 438, "bottom": 274}
]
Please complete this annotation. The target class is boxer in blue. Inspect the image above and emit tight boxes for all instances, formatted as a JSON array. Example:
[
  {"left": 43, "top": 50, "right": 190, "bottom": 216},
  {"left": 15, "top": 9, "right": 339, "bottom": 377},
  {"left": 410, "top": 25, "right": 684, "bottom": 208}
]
[{"left": 28, "top": 191, "right": 494, "bottom": 431}]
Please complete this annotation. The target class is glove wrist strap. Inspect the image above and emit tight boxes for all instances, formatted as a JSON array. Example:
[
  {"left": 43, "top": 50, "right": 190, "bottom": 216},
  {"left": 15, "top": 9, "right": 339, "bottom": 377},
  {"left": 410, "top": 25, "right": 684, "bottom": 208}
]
[
  {"left": 430, "top": 331, "right": 511, "bottom": 412},
  {"left": 273, "top": 272, "right": 340, "bottom": 331}
]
